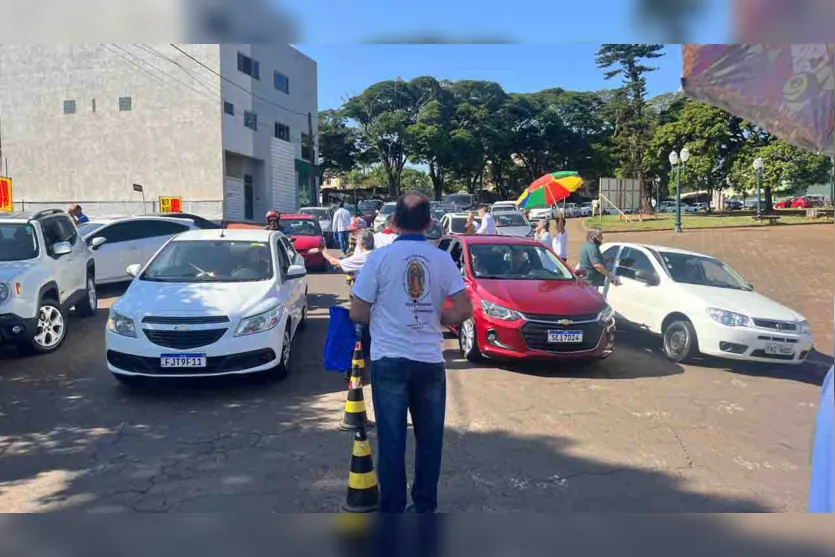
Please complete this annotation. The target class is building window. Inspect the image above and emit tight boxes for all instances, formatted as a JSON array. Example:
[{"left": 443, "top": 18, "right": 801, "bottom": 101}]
[
  {"left": 275, "top": 122, "right": 290, "bottom": 141},
  {"left": 224, "top": 101, "right": 234, "bottom": 115},
  {"left": 301, "top": 133, "right": 312, "bottom": 161},
  {"left": 63, "top": 100, "right": 76, "bottom": 114},
  {"left": 244, "top": 111, "right": 258, "bottom": 130},
  {"left": 91, "top": 98, "right": 96, "bottom": 113},
  {"left": 119, "top": 97, "right": 132, "bottom": 111},
  {"left": 237, "top": 52, "right": 259, "bottom": 80},
  {"left": 274, "top": 71, "right": 290, "bottom": 94},
  {"left": 244, "top": 174, "right": 254, "bottom": 220}
]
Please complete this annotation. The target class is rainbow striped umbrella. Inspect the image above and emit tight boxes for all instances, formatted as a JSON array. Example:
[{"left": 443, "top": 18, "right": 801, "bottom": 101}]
[{"left": 516, "top": 171, "right": 584, "bottom": 208}]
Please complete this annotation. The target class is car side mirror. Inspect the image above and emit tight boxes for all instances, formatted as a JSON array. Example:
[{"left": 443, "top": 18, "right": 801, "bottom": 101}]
[
  {"left": 51, "top": 241, "right": 72, "bottom": 256},
  {"left": 126, "top": 264, "right": 141, "bottom": 278},
  {"left": 635, "top": 269, "right": 659, "bottom": 286},
  {"left": 286, "top": 264, "right": 307, "bottom": 279},
  {"left": 90, "top": 236, "right": 107, "bottom": 250}
]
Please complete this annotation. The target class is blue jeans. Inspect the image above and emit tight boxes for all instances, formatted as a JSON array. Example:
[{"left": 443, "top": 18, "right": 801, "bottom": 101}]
[
  {"left": 371, "top": 357, "right": 446, "bottom": 513},
  {"left": 337, "top": 231, "right": 350, "bottom": 253}
]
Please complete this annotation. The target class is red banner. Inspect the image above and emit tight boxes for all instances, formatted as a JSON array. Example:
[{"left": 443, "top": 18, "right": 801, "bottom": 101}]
[{"left": 0, "top": 177, "right": 12, "bottom": 212}]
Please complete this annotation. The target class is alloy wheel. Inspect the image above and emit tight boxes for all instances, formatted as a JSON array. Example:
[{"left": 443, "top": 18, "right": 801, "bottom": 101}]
[
  {"left": 460, "top": 319, "right": 475, "bottom": 354},
  {"left": 282, "top": 327, "right": 292, "bottom": 368},
  {"left": 35, "top": 305, "right": 65, "bottom": 349},
  {"left": 87, "top": 278, "right": 97, "bottom": 309}
]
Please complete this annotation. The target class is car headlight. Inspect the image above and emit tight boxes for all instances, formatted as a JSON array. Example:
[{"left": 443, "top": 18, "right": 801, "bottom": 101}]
[
  {"left": 799, "top": 320, "right": 811, "bottom": 334},
  {"left": 707, "top": 308, "right": 751, "bottom": 327},
  {"left": 0, "top": 283, "right": 9, "bottom": 304},
  {"left": 481, "top": 300, "right": 523, "bottom": 321},
  {"left": 235, "top": 305, "right": 282, "bottom": 337},
  {"left": 107, "top": 310, "right": 136, "bottom": 337},
  {"left": 598, "top": 304, "right": 614, "bottom": 322}
]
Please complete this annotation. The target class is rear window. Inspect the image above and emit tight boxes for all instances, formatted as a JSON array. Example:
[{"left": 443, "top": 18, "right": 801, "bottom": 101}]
[
  {"left": 495, "top": 213, "right": 528, "bottom": 227},
  {"left": 379, "top": 203, "right": 396, "bottom": 216},
  {"left": 281, "top": 218, "right": 321, "bottom": 236}
]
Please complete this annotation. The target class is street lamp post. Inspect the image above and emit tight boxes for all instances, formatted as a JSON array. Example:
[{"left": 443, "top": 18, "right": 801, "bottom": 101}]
[
  {"left": 753, "top": 157, "right": 764, "bottom": 218},
  {"left": 669, "top": 147, "right": 690, "bottom": 233}
]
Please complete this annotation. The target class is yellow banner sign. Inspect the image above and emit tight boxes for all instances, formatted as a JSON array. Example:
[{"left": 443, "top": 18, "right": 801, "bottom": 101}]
[
  {"left": 0, "top": 177, "right": 12, "bottom": 212},
  {"left": 158, "top": 196, "right": 182, "bottom": 213}
]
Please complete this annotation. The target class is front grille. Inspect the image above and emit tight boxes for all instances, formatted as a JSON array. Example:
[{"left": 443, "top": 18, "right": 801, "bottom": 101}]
[
  {"left": 753, "top": 319, "right": 798, "bottom": 332},
  {"left": 522, "top": 313, "right": 599, "bottom": 323},
  {"left": 142, "top": 328, "right": 227, "bottom": 349},
  {"left": 520, "top": 320, "right": 603, "bottom": 353},
  {"left": 750, "top": 349, "right": 795, "bottom": 361},
  {"left": 757, "top": 335, "right": 798, "bottom": 344},
  {"left": 107, "top": 349, "right": 276, "bottom": 376},
  {"left": 142, "top": 315, "right": 230, "bottom": 325}
]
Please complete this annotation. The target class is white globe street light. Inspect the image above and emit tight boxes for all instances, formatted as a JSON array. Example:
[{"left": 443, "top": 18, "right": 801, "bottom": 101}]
[
  {"left": 752, "top": 157, "right": 764, "bottom": 216},
  {"left": 670, "top": 147, "right": 690, "bottom": 233},
  {"left": 680, "top": 146, "right": 690, "bottom": 163},
  {"left": 669, "top": 150, "right": 679, "bottom": 166}
]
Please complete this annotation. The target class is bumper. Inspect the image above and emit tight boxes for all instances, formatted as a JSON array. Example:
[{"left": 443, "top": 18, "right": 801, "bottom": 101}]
[
  {"left": 696, "top": 320, "right": 814, "bottom": 365},
  {"left": 105, "top": 326, "right": 282, "bottom": 378},
  {"left": 0, "top": 313, "right": 38, "bottom": 344},
  {"left": 472, "top": 314, "right": 616, "bottom": 361}
]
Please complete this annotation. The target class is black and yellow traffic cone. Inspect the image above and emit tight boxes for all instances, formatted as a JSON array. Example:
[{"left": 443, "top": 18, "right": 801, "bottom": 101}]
[
  {"left": 340, "top": 337, "right": 373, "bottom": 431},
  {"left": 343, "top": 424, "right": 379, "bottom": 513}
]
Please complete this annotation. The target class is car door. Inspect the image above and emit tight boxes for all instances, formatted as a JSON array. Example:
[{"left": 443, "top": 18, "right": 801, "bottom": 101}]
[
  {"left": 86, "top": 221, "right": 149, "bottom": 283},
  {"left": 55, "top": 215, "right": 87, "bottom": 293},
  {"left": 39, "top": 216, "right": 75, "bottom": 303},
  {"left": 609, "top": 246, "right": 665, "bottom": 330},
  {"left": 274, "top": 238, "right": 304, "bottom": 335},
  {"left": 280, "top": 236, "right": 304, "bottom": 267}
]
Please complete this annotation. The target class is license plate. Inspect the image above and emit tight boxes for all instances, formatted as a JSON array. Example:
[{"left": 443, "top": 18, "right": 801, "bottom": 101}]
[
  {"left": 548, "top": 330, "right": 583, "bottom": 343},
  {"left": 765, "top": 343, "right": 793, "bottom": 356},
  {"left": 160, "top": 354, "right": 207, "bottom": 368}
]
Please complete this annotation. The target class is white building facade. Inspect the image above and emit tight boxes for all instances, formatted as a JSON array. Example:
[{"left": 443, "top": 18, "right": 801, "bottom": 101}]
[{"left": 0, "top": 44, "right": 318, "bottom": 221}]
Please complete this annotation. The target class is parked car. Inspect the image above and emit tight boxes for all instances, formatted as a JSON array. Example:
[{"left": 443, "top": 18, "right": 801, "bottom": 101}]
[
  {"left": 562, "top": 203, "right": 579, "bottom": 218},
  {"left": 298, "top": 207, "right": 334, "bottom": 246},
  {"left": 357, "top": 199, "right": 380, "bottom": 226},
  {"left": 725, "top": 200, "right": 743, "bottom": 211},
  {"left": 773, "top": 198, "right": 794, "bottom": 209},
  {"left": 777, "top": 196, "right": 821, "bottom": 209},
  {"left": 373, "top": 202, "right": 397, "bottom": 232},
  {"left": 658, "top": 200, "right": 677, "bottom": 213},
  {"left": 527, "top": 207, "right": 559, "bottom": 221},
  {"left": 600, "top": 242, "right": 813, "bottom": 364},
  {"left": 494, "top": 211, "right": 533, "bottom": 238},
  {"left": 490, "top": 201, "right": 518, "bottom": 214},
  {"left": 151, "top": 212, "right": 221, "bottom": 229},
  {"left": 105, "top": 229, "right": 308, "bottom": 384},
  {"left": 82, "top": 216, "right": 198, "bottom": 285},
  {"left": 430, "top": 203, "right": 456, "bottom": 221},
  {"left": 0, "top": 209, "right": 102, "bottom": 354},
  {"left": 439, "top": 213, "right": 481, "bottom": 235},
  {"left": 280, "top": 214, "right": 326, "bottom": 271},
  {"left": 580, "top": 202, "right": 593, "bottom": 217},
  {"left": 443, "top": 193, "right": 475, "bottom": 212},
  {"left": 437, "top": 235, "right": 614, "bottom": 362}
]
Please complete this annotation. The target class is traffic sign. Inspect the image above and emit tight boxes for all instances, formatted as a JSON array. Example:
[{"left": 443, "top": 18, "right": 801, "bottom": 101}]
[
  {"left": 0, "top": 177, "right": 12, "bottom": 212},
  {"left": 159, "top": 196, "right": 182, "bottom": 213}
]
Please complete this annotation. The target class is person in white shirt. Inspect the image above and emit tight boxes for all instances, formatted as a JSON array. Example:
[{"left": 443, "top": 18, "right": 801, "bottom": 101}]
[
  {"left": 323, "top": 229, "right": 374, "bottom": 280},
  {"left": 534, "top": 219, "right": 551, "bottom": 246},
  {"left": 552, "top": 214, "right": 567, "bottom": 260},
  {"left": 331, "top": 201, "right": 353, "bottom": 253},
  {"left": 351, "top": 192, "right": 473, "bottom": 513},
  {"left": 373, "top": 215, "right": 398, "bottom": 249},
  {"left": 476, "top": 205, "right": 497, "bottom": 234}
]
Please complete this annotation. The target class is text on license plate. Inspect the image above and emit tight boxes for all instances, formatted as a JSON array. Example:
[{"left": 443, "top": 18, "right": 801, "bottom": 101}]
[
  {"left": 160, "top": 354, "right": 207, "bottom": 368},
  {"left": 548, "top": 330, "right": 583, "bottom": 343},
  {"left": 765, "top": 343, "right": 793, "bottom": 356}
]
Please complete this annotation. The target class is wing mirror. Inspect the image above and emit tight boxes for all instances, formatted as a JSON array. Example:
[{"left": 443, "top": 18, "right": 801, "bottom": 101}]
[
  {"left": 634, "top": 269, "right": 660, "bottom": 286},
  {"left": 286, "top": 264, "right": 307, "bottom": 279},
  {"left": 51, "top": 241, "right": 72, "bottom": 256},
  {"left": 126, "top": 264, "right": 141, "bottom": 278},
  {"left": 90, "top": 237, "right": 107, "bottom": 250}
]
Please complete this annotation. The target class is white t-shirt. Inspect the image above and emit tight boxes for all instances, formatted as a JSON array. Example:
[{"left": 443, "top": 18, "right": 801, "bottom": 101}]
[
  {"left": 352, "top": 236, "right": 465, "bottom": 363},
  {"left": 373, "top": 231, "right": 398, "bottom": 249},
  {"left": 552, "top": 232, "right": 567, "bottom": 260},
  {"left": 339, "top": 248, "right": 371, "bottom": 275},
  {"left": 477, "top": 213, "right": 497, "bottom": 234},
  {"left": 332, "top": 208, "right": 352, "bottom": 232},
  {"left": 536, "top": 231, "right": 551, "bottom": 247}
]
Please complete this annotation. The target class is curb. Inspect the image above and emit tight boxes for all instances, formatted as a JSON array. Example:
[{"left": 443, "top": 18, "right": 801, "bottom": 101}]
[{"left": 581, "top": 218, "right": 834, "bottom": 235}]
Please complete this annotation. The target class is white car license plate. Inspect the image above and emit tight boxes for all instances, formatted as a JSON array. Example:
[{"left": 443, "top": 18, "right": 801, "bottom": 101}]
[
  {"left": 764, "top": 343, "right": 793, "bottom": 356},
  {"left": 160, "top": 354, "right": 207, "bottom": 368},
  {"left": 548, "top": 330, "right": 583, "bottom": 343}
]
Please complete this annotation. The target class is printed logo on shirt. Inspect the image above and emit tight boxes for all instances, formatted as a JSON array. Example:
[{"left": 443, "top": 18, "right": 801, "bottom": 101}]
[{"left": 402, "top": 255, "right": 433, "bottom": 326}]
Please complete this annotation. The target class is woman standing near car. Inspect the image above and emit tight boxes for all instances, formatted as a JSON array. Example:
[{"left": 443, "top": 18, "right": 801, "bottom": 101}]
[{"left": 551, "top": 214, "right": 567, "bottom": 260}]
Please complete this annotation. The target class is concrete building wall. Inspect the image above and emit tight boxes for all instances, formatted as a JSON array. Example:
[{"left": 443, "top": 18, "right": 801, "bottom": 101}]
[{"left": 0, "top": 44, "right": 225, "bottom": 217}]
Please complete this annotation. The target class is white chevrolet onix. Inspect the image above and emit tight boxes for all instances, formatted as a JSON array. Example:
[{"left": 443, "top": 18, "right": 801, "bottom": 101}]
[{"left": 105, "top": 229, "right": 308, "bottom": 384}]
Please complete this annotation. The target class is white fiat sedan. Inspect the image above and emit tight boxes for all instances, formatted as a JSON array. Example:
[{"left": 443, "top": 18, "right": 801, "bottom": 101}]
[
  {"left": 600, "top": 242, "right": 814, "bottom": 365},
  {"left": 105, "top": 229, "right": 308, "bottom": 384}
]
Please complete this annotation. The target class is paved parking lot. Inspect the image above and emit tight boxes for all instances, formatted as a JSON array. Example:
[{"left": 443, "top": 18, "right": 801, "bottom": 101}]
[{"left": 0, "top": 222, "right": 830, "bottom": 512}]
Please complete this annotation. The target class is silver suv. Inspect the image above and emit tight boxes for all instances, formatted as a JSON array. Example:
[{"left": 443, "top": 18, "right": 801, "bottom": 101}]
[{"left": 0, "top": 209, "right": 104, "bottom": 354}]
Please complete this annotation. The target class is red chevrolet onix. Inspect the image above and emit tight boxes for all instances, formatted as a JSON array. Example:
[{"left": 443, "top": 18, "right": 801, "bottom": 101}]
[
  {"left": 280, "top": 214, "right": 327, "bottom": 271},
  {"left": 440, "top": 235, "right": 615, "bottom": 362}
]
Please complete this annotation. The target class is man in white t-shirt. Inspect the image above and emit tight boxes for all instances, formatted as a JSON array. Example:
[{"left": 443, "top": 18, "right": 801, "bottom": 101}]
[
  {"left": 331, "top": 200, "right": 353, "bottom": 253},
  {"left": 351, "top": 192, "right": 473, "bottom": 513},
  {"left": 373, "top": 215, "right": 398, "bottom": 249},
  {"left": 476, "top": 204, "right": 497, "bottom": 234}
]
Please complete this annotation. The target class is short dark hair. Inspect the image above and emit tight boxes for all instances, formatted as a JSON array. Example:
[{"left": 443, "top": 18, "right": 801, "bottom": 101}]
[
  {"left": 338, "top": 200, "right": 344, "bottom": 208},
  {"left": 477, "top": 204, "right": 488, "bottom": 212},
  {"left": 393, "top": 192, "right": 431, "bottom": 232}
]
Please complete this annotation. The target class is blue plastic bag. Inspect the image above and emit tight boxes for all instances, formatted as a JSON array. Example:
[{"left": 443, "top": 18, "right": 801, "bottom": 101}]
[{"left": 323, "top": 306, "right": 356, "bottom": 372}]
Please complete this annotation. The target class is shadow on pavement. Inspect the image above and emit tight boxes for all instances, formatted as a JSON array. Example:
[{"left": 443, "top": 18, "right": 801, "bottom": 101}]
[{"left": 697, "top": 354, "right": 831, "bottom": 387}]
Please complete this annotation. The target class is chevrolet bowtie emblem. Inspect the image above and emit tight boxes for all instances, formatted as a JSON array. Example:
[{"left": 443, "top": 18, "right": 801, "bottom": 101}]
[
  {"left": 557, "top": 319, "right": 573, "bottom": 326},
  {"left": 173, "top": 325, "right": 190, "bottom": 331}
]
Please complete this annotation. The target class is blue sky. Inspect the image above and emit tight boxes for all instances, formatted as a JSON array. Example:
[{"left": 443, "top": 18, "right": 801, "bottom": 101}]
[{"left": 296, "top": 44, "right": 687, "bottom": 111}]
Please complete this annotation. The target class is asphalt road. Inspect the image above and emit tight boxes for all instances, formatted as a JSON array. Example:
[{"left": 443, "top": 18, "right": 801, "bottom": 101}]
[{"left": 0, "top": 249, "right": 829, "bottom": 512}]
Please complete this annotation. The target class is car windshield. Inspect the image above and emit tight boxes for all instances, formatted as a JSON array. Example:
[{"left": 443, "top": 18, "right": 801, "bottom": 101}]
[
  {"left": 425, "top": 221, "right": 444, "bottom": 240},
  {"left": 449, "top": 217, "right": 480, "bottom": 233},
  {"left": 470, "top": 244, "right": 574, "bottom": 281},
  {"left": 657, "top": 251, "right": 751, "bottom": 291},
  {"left": 492, "top": 205, "right": 516, "bottom": 212},
  {"left": 0, "top": 223, "right": 39, "bottom": 261},
  {"left": 445, "top": 195, "right": 472, "bottom": 206},
  {"left": 300, "top": 208, "right": 329, "bottom": 219},
  {"left": 78, "top": 222, "right": 105, "bottom": 236},
  {"left": 379, "top": 203, "right": 396, "bottom": 216},
  {"left": 281, "top": 218, "right": 321, "bottom": 236},
  {"left": 142, "top": 240, "right": 273, "bottom": 283},
  {"left": 495, "top": 213, "right": 528, "bottom": 227},
  {"left": 358, "top": 200, "right": 377, "bottom": 211}
]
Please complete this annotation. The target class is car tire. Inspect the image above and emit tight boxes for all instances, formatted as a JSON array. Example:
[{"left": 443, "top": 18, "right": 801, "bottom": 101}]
[
  {"left": 458, "top": 318, "right": 482, "bottom": 362},
  {"left": 75, "top": 271, "right": 98, "bottom": 317},
  {"left": 298, "top": 296, "right": 308, "bottom": 331},
  {"left": 663, "top": 319, "right": 699, "bottom": 363},
  {"left": 272, "top": 323, "right": 293, "bottom": 380},
  {"left": 22, "top": 297, "right": 68, "bottom": 355}
]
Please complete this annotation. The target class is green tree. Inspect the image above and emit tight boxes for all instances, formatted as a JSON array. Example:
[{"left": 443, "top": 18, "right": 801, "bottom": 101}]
[
  {"left": 596, "top": 44, "right": 665, "bottom": 183},
  {"left": 400, "top": 167, "right": 433, "bottom": 192},
  {"left": 317, "top": 109, "right": 358, "bottom": 185},
  {"left": 749, "top": 140, "right": 832, "bottom": 210}
]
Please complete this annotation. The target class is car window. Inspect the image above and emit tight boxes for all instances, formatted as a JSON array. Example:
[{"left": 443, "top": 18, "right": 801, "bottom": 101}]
[
  {"left": 494, "top": 213, "right": 528, "bottom": 227},
  {"left": 437, "top": 238, "right": 452, "bottom": 252},
  {"left": 602, "top": 245, "right": 620, "bottom": 261},
  {"left": 78, "top": 222, "right": 105, "bottom": 236},
  {"left": 280, "top": 237, "right": 298, "bottom": 258},
  {"left": 281, "top": 218, "right": 321, "bottom": 236},
  {"left": 449, "top": 241, "right": 464, "bottom": 268},
  {"left": 142, "top": 240, "right": 272, "bottom": 282},
  {"left": 40, "top": 217, "right": 64, "bottom": 248},
  {"left": 91, "top": 221, "right": 151, "bottom": 243},
  {"left": 615, "top": 247, "right": 656, "bottom": 280},
  {"left": 275, "top": 239, "right": 290, "bottom": 275},
  {"left": 52, "top": 216, "right": 78, "bottom": 245},
  {"left": 469, "top": 243, "right": 573, "bottom": 280},
  {"left": 142, "top": 220, "right": 190, "bottom": 238}
]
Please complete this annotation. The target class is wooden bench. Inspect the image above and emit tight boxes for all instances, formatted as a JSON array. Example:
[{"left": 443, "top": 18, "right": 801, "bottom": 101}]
[{"left": 752, "top": 215, "right": 781, "bottom": 225}]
